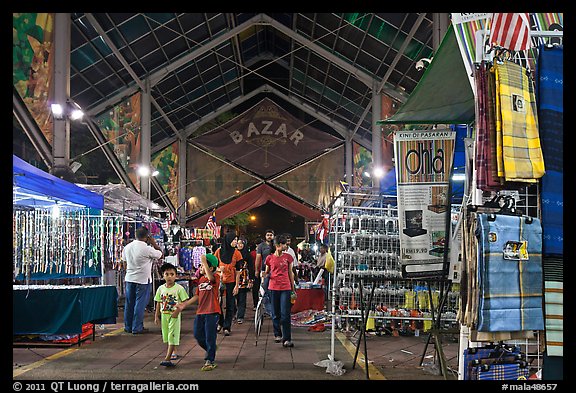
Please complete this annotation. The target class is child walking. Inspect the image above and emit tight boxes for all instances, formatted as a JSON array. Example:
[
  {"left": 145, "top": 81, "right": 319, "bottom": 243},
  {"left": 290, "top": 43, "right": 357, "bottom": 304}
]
[
  {"left": 154, "top": 263, "right": 189, "bottom": 367},
  {"left": 173, "top": 253, "right": 221, "bottom": 371}
]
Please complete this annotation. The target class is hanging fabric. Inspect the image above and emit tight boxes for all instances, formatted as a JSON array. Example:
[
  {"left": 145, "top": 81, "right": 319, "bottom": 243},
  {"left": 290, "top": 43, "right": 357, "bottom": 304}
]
[
  {"left": 475, "top": 213, "right": 544, "bottom": 332},
  {"left": 493, "top": 60, "right": 545, "bottom": 181}
]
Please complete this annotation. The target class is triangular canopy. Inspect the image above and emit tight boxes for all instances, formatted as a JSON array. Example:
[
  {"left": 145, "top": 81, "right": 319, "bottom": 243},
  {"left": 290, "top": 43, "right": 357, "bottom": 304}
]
[
  {"left": 378, "top": 24, "right": 475, "bottom": 125},
  {"left": 13, "top": 155, "right": 104, "bottom": 210},
  {"left": 189, "top": 184, "right": 322, "bottom": 228}
]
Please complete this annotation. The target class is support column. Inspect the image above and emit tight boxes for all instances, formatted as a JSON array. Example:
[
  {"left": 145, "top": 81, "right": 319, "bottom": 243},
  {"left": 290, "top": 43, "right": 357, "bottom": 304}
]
[
  {"left": 371, "top": 83, "right": 382, "bottom": 190},
  {"left": 433, "top": 13, "right": 450, "bottom": 51},
  {"left": 52, "top": 13, "right": 71, "bottom": 171},
  {"left": 345, "top": 137, "right": 353, "bottom": 187},
  {"left": 141, "top": 79, "right": 151, "bottom": 199},
  {"left": 178, "top": 136, "right": 187, "bottom": 226}
]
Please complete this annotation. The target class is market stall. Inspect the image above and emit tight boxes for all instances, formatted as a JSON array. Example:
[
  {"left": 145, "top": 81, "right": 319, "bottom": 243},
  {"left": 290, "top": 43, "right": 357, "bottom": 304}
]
[{"left": 13, "top": 155, "right": 117, "bottom": 340}]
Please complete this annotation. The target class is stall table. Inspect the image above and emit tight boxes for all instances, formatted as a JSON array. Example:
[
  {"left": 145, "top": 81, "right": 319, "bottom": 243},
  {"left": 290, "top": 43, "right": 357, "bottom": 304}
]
[
  {"left": 291, "top": 287, "right": 325, "bottom": 313},
  {"left": 13, "top": 285, "right": 118, "bottom": 335}
]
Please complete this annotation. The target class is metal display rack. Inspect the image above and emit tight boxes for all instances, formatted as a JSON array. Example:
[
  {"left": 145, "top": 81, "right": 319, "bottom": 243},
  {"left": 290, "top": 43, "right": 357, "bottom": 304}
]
[{"left": 329, "top": 191, "right": 460, "bottom": 378}]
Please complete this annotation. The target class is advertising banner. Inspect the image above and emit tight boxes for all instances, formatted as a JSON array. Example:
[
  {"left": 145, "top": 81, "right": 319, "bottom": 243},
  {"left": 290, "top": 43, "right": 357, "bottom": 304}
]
[{"left": 393, "top": 129, "right": 456, "bottom": 279}]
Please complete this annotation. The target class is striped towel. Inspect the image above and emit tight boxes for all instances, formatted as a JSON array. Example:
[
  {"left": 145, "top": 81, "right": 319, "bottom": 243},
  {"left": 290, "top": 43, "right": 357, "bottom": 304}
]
[
  {"left": 476, "top": 213, "right": 544, "bottom": 332},
  {"left": 544, "top": 281, "right": 563, "bottom": 357},
  {"left": 474, "top": 363, "right": 529, "bottom": 380},
  {"left": 494, "top": 60, "right": 545, "bottom": 181}
]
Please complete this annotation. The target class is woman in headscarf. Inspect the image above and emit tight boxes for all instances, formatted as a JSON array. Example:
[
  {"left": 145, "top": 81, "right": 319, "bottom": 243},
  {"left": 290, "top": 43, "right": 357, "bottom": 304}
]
[
  {"left": 234, "top": 236, "right": 255, "bottom": 324},
  {"left": 214, "top": 231, "right": 242, "bottom": 336}
]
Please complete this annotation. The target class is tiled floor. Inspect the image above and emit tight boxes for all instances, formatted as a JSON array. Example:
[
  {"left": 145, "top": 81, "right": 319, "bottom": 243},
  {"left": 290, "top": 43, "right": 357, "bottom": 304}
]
[{"left": 13, "top": 301, "right": 459, "bottom": 381}]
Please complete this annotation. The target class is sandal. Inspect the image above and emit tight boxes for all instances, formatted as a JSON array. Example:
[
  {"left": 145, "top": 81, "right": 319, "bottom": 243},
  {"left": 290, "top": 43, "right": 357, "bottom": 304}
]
[
  {"left": 200, "top": 362, "right": 217, "bottom": 371},
  {"left": 170, "top": 354, "right": 181, "bottom": 360},
  {"left": 160, "top": 360, "right": 175, "bottom": 367}
]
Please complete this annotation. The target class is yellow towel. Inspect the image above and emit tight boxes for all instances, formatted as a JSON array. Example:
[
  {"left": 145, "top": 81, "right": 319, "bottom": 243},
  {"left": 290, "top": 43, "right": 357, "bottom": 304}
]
[{"left": 493, "top": 60, "right": 545, "bottom": 181}]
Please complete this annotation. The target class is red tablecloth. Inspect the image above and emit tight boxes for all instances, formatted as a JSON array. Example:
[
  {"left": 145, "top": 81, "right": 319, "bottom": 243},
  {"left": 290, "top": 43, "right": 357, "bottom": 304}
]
[{"left": 291, "top": 288, "right": 325, "bottom": 313}]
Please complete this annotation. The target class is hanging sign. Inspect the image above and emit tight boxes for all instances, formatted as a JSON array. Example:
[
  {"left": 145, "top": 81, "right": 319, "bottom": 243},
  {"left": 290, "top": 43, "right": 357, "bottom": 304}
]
[
  {"left": 451, "top": 13, "right": 492, "bottom": 25},
  {"left": 393, "top": 129, "right": 456, "bottom": 279}
]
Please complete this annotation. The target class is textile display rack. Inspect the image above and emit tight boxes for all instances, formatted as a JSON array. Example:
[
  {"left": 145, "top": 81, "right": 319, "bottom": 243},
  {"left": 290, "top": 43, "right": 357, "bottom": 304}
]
[
  {"left": 453, "top": 28, "right": 564, "bottom": 380},
  {"left": 12, "top": 155, "right": 117, "bottom": 346}
]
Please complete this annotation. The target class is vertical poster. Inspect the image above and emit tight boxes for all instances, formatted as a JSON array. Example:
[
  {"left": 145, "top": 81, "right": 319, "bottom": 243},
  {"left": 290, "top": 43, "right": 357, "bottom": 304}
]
[
  {"left": 95, "top": 93, "right": 142, "bottom": 190},
  {"left": 13, "top": 13, "right": 55, "bottom": 145},
  {"left": 151, "top": 141, "right": 179, "bottom": 210},
  {"left": 393, "top": 129, "right": 456, "bottom": 279}
]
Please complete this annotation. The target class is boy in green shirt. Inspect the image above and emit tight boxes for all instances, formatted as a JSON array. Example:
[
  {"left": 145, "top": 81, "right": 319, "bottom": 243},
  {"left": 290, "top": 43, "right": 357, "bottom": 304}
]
[{"left": 154, "top": 262, "right": 189, "bottom": 367}]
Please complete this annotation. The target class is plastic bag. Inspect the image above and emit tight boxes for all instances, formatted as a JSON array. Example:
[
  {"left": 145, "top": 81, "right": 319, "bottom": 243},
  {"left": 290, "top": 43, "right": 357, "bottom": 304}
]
[
  {"left": 314, "top": 354, "right": 346, "bottom": 376},
  {"left": 325, "top": 249, "right": 335, "bottom": 273}
]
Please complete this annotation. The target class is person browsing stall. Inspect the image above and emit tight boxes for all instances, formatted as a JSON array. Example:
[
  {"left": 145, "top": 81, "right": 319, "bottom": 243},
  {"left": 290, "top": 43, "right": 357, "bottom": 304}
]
[{"left": 123, "top": 226, "right": 163, "bottom": 335}]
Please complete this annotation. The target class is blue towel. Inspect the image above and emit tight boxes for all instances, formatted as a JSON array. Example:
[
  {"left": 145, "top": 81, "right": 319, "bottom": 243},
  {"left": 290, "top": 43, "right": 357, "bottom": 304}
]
[
  {"left": 536, "top": 44, "right": 563, "bottom": 172},
  {"left": 476, "top": 214, "right": 544, "bottom": 332},
  {"left": 541, "top": 170, "right": 563, "bottom": 256}
]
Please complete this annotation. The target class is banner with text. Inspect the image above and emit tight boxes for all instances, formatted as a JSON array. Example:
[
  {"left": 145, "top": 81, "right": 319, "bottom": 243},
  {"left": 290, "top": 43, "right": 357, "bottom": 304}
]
[
  {"left": 192, "top": 97, "right": 342, "bottom": 179},
  {"left": 393, "top": 129, "right": 456, "bottom": 279}
]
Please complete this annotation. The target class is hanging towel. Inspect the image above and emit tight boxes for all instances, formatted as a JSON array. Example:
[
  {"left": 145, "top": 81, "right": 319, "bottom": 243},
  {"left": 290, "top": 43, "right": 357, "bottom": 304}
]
[
  {"left": 476, "top": 213, "right": 544, "bottom": 332},
  {"left": 494, "top": 60, "right": 545, "bottom": 181},
  {"left": 541, "top": 170, "right": 563, "bottom": 256},
  {"left": 536, "top": 44, "right": 563, "bottom": 172},
  {"left": 543, "top": 281, "right": 563, "bottom": 357}
]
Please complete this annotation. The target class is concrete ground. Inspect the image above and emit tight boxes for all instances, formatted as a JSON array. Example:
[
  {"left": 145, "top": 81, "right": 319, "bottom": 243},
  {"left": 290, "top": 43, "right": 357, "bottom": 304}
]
[{"left": 13, "top": 299, "right": 459, "bottom": 382}]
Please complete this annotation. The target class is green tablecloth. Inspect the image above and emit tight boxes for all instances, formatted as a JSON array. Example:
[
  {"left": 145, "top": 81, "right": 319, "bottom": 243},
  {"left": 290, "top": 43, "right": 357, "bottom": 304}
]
[{"left": 13, "top": 285, "right": 118, "bottom": 335}]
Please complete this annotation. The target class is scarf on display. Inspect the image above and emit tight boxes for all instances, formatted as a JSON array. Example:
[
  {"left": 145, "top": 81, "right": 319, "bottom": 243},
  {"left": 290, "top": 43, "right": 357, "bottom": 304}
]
[
  {"left": 218, "top": 232, "right": 237, "bottom": 264},
  {"left": 536, "top": 44, "right": 563, "bottom": 172},
  {"left": 475, "top": 213, "right": 544, "bottom": 332},
  {"left": 475, "top": 62, "right": 506, "bottom": 191},
  {"left": 493, "top": 60, "right": 545, "bottom": 181}
]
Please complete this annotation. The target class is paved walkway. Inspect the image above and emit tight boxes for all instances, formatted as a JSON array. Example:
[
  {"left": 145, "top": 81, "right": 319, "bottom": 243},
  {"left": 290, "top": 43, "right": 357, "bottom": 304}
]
[{"left": 13, "top": 302, "right": 459, "bottom": 381}]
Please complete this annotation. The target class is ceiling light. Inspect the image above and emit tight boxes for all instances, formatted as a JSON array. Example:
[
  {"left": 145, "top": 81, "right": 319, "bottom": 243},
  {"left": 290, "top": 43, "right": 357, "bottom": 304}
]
[
  {"left": 373, "top": 167, "right": 384, "bottom": 178},
  {"left": 137, "top": 166, "right": 150, "bottom": 177},
  {"left": 51, "top": 104, "right": 64, "bottom": 119},
  {"left": 151, "top": 169, "right": 159, "bottom": 177},
  {"left": 70, "top": 109, "right": 84, "bottom": 121}
]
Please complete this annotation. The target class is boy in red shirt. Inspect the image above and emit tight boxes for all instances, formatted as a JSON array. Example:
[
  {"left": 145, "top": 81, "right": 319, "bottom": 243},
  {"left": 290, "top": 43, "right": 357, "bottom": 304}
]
[{"left": 173, "top": 253, "right": 221, "bottom": 371}]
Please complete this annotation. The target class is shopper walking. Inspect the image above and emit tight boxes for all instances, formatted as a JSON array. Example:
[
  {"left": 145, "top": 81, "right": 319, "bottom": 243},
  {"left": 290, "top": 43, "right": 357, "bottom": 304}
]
[
  {"left": 214, "top": 231, "right": 242, "bottom": 336},
  {"left": 250, "top": 238, "right": 261, "bottom": 310},
  {"left": 154, "top": 263, "right": 189, "bottom": 367},
  {"left": 255, "top": 229, "right": 275, "bottom": 316},
  {"left": 123, "top": 226, "right": 163, "bottom": 335},
  {"left": 173, "top": 254, "right": 221, "bottom": 371},
  {"left": 234, "top": 237, "right": 254, "bottom": 324},
  {"left": 264, "top": 234, "right": 296, "bottom": 348}
]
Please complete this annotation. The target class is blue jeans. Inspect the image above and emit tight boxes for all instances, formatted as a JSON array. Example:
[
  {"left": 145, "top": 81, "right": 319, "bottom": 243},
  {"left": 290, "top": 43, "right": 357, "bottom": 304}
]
[
  {"left": 235, "top": 288, "right": 249, "bottom": 320},
  {"left": 269, "top": 289, "right": 292, "bottom": 342},
  {"left": 194, "top": 313, "right": 219, "bottom": 363},
  {"left": 261, "top": 275, "right": 273, "bottom": 316},
  {"left": 124, "top": 281, "right": 151, "bottom": 333}
]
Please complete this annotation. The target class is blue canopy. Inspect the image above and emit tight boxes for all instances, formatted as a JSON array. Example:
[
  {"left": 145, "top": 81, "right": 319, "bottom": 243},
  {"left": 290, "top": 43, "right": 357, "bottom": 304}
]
[{"left": 13, "top": 155, "right": 104, "bottom": 210}]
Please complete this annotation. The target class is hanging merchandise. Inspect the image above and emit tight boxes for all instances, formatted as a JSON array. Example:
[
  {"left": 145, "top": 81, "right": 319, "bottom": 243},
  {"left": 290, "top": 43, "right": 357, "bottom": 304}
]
[
  {"left": 493, "top": 59, "right": 545, "bottom": 182},
  {"left": 475, "top": 213, "right": 544, "bottom": 332}
]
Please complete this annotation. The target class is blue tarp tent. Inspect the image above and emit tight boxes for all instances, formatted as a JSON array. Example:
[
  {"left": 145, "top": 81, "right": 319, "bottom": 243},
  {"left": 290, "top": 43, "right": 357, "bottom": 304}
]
[{"left": 13, "top": 155, "right": 104, "bottom": 210}]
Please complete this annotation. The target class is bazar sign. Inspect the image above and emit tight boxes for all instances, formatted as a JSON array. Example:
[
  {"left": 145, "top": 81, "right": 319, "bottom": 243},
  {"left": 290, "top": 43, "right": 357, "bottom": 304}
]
[{"left": 229, "top": 121, "right": 304, "bottom": 146}]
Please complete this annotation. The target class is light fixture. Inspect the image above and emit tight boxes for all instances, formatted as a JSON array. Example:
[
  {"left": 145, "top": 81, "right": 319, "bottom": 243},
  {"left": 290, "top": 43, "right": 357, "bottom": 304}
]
[
  {"left": 137, "top": 166, "right": 151, "bottom": 177},
  {"left": 51, "top": 104, "right": 64, "bottom": 119},
  {"left": 373, "top": 167, "right": 384, "bottom": 178},
  {"left": 250, "top": 215, "right": 256, "bottom": 221},
  {"left": 151, "top": 169, "right": 159, "bottom": 177},
  {"left": 50, "top": 100, "right": 84, "bottom": 121},
  {"left": 363, "top": 171, "right": 371, "bottom": 178}
]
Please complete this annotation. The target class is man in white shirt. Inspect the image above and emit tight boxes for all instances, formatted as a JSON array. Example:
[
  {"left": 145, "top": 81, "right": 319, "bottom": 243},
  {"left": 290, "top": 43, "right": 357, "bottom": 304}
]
[
  {"left": 123, "top": 226, "right": 163, "bottom": 334},
  {"left": 283, "top": 233, "right": 298, "bottom": 286}
]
